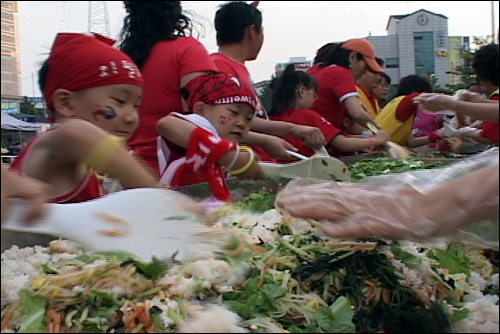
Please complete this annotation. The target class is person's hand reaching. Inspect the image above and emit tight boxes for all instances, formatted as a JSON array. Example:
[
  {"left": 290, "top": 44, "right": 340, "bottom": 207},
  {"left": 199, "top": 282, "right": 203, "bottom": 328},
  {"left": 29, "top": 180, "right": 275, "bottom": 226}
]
[
  {"left": 1, "top": 170, "right": 50, "bottom": 225},
  {"left": 262, "top": 135, "right": 298, "bottom": 161},
  {"left": 290, "top": 125, "right": 327, "bottom": 149},
  {"left": 277, "top": 166, "right": 499, "bottom": 240}
]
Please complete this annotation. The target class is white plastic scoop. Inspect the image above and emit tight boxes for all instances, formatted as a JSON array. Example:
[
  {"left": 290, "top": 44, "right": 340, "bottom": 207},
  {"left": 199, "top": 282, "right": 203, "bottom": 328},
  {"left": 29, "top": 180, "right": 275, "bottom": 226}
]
[
  {"left": 259, "top": 148, "right": 351, "bottom": 182},
  {"left": 2, "top": 189, "right": 207, "bottom": 261}
]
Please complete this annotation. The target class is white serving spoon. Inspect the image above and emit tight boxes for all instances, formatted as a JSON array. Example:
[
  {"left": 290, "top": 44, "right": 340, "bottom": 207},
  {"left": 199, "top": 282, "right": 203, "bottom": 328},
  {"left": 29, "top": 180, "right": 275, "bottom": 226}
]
[
  {"left": 259, "top": 149, "right": 351, "bottom": 182},
  {"left": 2, "top": 189, "right": 208, "bottom": 261}
]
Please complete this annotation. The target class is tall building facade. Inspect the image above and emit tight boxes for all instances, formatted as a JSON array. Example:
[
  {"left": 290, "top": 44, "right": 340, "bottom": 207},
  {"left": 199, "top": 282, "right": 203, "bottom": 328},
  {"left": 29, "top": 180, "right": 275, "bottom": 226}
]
[
  {"left": 1, "top": 1, "right": 21, "bottom": 99},
  {"left": 368, "top": 9, "right": 469, "bottom": 87}
]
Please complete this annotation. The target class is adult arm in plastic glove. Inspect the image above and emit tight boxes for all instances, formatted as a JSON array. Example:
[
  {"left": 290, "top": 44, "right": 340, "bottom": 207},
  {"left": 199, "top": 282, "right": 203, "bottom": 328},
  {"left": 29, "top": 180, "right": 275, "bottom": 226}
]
[
  {"left": 277, "top": 164, "right": 499, "bottom": 240},
  {"left": 1, "top": 170, "right": 49, "bottom": 224},
  {"left": 416, "top": 93, "right": 499, "bottom": 122}
]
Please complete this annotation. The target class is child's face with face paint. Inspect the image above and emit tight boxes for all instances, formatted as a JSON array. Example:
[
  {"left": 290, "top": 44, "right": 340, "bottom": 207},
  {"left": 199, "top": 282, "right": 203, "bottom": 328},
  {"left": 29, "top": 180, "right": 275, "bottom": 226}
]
[
  {"left": 67, "top": 84, "right": 142, "bottom": 140},
  {"left": 196, "top": 102, "right": 255, "bottom": 143}
]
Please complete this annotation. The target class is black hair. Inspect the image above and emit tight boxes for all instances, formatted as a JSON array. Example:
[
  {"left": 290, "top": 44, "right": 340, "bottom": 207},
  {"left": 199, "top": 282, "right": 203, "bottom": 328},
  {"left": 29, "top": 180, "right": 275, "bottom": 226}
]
[
  {"left": 37, "top": 59, "right": 54, "bottom": 113},
  {"left": 396, "top": 75, "right": 432, "bottom": 97},
  {"left": 215, "top": 1, "right": 263, "bottom": 46},
  {"left": 472, "top": 44, "right": 499, "bottom": 87},
  {"left": 38, "top": 59, "right": 49, "bottom": 98},
  {"left": 269, "top": 64, "right": 318, "bottom": 117},
  {"left": 376, "top": 57, "right": 385, "bottom": 68},
  {"left": 313, "top": 42, "right": 364, "bottom": 68},
  {"left": 380, "top": 72, "right": 392, "bottom": 86},
  {"left": 119, "top": 1, "right": 194, "bottom": 69}
]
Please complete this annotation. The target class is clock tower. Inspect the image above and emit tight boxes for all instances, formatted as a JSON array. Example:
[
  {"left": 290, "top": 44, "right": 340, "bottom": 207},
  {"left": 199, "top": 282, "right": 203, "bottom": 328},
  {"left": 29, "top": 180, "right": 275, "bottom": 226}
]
[{"left": 416, "top": 13, "right": 430, "bottom": 26}]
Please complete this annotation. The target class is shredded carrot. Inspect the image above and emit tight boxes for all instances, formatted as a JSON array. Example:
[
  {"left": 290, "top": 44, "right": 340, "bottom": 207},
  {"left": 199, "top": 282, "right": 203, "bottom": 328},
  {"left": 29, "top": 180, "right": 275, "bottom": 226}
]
[
  {"left": 47, "top": 308, "right": 63, "bottom": 333},
  {"left": 1, "top": 302, "right": 22, "bottom": 331}
]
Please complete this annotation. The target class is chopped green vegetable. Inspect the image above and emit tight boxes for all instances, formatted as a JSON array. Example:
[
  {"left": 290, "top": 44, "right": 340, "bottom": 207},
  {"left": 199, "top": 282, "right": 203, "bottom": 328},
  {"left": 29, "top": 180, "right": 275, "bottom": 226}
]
[
  {"left": 450, "top": 308, "right": 471, "bottom": 323},
  {"left": 316, "top": 297, "right": 355, "bottom": 333},
  {"left": 241, "top": 191, "right": 277, "bottom": 212},
  {"left": 391, "top": 244, "right": 422, "bottom": 266},
  {"left": 429, "top": 243, "right": 472, "bottom": 278},
  {"left": 349, "top": 158, "right": 443, "bottom": 181},
  {"left": 121, "top": 256, "right": 167, "bottom": 281},
  {"left": 18, "top": 290, "right": 47, "bottom": 333}
]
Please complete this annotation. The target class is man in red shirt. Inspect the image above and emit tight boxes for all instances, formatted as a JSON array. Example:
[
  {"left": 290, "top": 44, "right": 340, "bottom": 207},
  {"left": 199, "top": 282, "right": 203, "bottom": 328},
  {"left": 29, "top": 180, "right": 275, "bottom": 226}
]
[{"left": 212, "top": 1, "right": 326, "bottom": 158}]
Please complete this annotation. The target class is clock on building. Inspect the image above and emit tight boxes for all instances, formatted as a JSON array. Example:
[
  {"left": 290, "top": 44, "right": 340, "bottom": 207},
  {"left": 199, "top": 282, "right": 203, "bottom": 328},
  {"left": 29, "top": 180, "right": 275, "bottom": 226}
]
[{"left": 417, "top": 14, "right": 429, "bottom": 26}]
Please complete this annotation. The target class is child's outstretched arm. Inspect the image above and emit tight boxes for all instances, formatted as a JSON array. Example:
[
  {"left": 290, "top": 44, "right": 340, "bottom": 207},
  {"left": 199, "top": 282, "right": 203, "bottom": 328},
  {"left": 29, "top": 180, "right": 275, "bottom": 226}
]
[
  {"left": 251, "top": 117, "right": 326, "bottom": 149},
  {"left": 157, "top": 115, "right": 265, "bottom": 180},
  {"left": 330, "top": 131, "right": 389, "bottom": 153},
  {"left": 45, "top": 119, "right": 158, "bottom": 189}
]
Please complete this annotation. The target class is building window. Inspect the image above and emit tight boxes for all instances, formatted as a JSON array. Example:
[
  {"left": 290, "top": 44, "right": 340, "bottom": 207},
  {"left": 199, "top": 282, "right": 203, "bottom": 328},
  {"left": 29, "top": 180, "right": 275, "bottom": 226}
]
[
  {"left": 414, "top": 32, "right": 435, "bottom": 76},
  {"left": 1, "top": 2, "right": 13, "bottom": 10},
  {"left": 385, "top": 58, "right": 400, "bottom": 69}
]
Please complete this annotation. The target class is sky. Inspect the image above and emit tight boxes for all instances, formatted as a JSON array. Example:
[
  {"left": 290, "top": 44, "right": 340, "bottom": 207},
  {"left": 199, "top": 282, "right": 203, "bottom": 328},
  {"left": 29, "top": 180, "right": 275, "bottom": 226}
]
[{"left": 17, "top": 1, "right": 499, "bottom": 97}]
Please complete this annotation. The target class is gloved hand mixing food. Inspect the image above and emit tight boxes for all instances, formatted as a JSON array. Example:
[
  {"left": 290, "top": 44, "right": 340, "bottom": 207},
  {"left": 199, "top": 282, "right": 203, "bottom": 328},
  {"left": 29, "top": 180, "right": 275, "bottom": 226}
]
[{"left": 277, "top": 164, "right": 499, "bottom": 240}]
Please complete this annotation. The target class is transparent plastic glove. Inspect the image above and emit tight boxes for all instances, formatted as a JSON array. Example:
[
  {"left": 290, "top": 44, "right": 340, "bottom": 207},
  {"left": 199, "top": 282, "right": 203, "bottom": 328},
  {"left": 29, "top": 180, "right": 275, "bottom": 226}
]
[
  {"left": 276, "top": 165, "right": 499, "bottom": 241},
  {"left": 456, "top": 90, "right": 487, "bottom": 102},
  {"left": 415, "top": 93, "right": 457, "bottom": 114},
  {"left": 442, "top": 122, "right": 461, "bottom": 138},
  {"left": 458, "top": 127, "right": 479, "bottom": 140}
]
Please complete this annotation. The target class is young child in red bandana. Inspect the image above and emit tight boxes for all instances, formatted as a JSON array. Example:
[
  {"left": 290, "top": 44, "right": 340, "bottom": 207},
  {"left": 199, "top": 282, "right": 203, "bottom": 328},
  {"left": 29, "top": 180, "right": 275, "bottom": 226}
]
[
  {"left": 157, "top": 72, "right": 266, "bottom": 202},
  {"left": 10, "top": 33, "right": 157, "bottom": 203}
]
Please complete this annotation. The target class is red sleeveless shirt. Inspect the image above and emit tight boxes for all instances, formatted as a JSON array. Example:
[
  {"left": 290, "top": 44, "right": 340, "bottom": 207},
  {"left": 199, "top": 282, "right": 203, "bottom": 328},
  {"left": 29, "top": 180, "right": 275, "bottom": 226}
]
[{"left": 10, "top": 131, "right": 104, "bottom": 204}]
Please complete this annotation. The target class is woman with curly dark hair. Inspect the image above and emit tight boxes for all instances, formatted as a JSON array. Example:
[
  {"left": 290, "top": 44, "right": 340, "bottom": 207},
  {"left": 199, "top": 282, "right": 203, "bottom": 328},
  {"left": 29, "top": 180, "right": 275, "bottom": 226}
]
[{"left": 119, "top": 1, "right": 218, "bottom": 174}]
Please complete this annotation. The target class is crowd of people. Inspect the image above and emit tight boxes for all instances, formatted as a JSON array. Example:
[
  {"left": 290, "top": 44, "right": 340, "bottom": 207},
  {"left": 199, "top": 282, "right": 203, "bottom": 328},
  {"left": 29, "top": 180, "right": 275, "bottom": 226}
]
[{"left": 2, "top": 1, "right": 499, "bottom": 241}]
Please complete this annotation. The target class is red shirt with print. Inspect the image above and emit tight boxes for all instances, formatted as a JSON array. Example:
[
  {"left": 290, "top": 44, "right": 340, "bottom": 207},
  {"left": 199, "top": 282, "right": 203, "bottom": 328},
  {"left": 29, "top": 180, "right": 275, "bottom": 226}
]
[
  {"left": 481, "top": 92, "right": 499, "bottom": 143},
  {"left": 11, "top": 131, "right": 104, "bottom": 204},
  {"left": 270, "top": 108, "right": 341, "bottom": 158},
  {"left": 308, "top": 65, "right": 359, "bottom": 129},
  {"left": 158, "top": 113, "right": 237, "bottom": 202},
  {"left": 129, "top": 37, "right": 217, "bottom": 174}
]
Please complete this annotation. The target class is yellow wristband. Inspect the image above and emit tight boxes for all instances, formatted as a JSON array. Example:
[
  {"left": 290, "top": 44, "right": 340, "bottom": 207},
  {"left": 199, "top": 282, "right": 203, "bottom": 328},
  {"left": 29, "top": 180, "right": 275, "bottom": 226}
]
[
  {"left": 231, "top": 146, "right": 256, "bottom": 175},
  {"left": 85, "top": 135, "right": 124, "bottom": 172}
]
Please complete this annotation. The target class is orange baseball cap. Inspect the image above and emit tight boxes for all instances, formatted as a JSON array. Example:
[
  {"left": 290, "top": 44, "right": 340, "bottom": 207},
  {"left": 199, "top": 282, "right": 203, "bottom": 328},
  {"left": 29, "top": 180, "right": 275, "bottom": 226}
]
[{"left": 341, "top": 39, "right": 383, "bottom": 73}]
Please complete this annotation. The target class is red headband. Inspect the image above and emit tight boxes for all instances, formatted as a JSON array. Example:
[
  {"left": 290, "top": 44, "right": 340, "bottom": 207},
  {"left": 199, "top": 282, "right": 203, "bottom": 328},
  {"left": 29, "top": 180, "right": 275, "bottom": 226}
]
[
  {"left": 182, "top": 72, "right": 258, "bottom": 112},
  {"left": 44, "top": 33, "right": 143, "bottom": 113}
]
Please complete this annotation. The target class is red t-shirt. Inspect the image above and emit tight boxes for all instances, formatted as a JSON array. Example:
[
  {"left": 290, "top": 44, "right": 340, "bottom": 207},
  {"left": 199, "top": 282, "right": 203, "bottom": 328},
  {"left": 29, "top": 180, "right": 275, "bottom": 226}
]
[
  {"left": 129, "top": 37, "right": 218, "bottom": 174},
  {"left": 269, "top": 108, "right": 341, "bottom": 158},
  {"left": 308, "top": 64, "right": 359, "bottom": 129},
  {"left": 10, "top": 131, "right": 104, "bottom": 204},
  {"left": 211, "top": 53, "right": 267, "bottom": 119},
  {"left": 211, "top": 52, "right": 274, "bottom": 162},
  {"left": 481, "top": 93, "right": 499, "bottom": 143}
]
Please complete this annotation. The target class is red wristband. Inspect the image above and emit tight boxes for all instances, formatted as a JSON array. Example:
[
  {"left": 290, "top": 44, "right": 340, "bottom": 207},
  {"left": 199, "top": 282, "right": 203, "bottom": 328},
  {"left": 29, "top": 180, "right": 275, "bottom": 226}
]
[{"left": 429, "top": 132, "right": 442, "bottom": 143}]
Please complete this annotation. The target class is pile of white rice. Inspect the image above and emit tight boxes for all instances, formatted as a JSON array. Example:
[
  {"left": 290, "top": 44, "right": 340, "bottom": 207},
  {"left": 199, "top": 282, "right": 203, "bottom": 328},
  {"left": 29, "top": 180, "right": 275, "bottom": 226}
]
[{"left": 1, "top": 241, "right": 82, "bottom": 307}]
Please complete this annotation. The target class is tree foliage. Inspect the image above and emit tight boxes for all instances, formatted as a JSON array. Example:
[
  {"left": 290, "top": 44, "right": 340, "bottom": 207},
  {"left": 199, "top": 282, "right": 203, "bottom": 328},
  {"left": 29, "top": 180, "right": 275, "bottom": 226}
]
[
  {"left": 20, "top": 96, "right": 37, "bottom": 115},
  {"left": 446, "top": 36, "right": 490, "bottom": 92}
]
